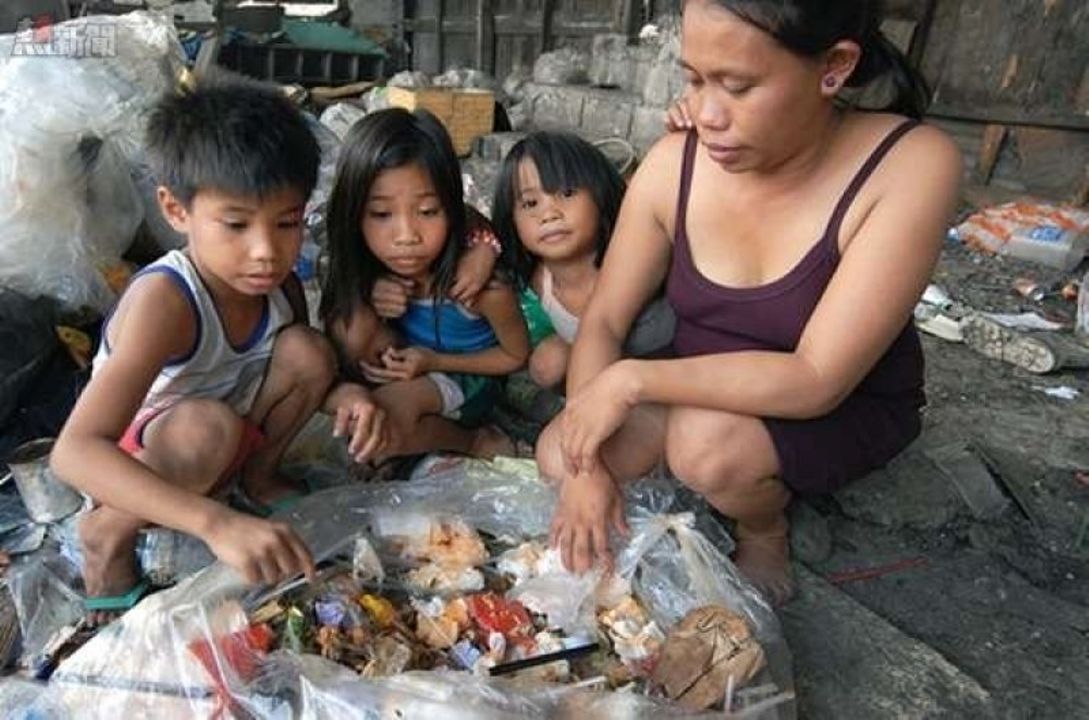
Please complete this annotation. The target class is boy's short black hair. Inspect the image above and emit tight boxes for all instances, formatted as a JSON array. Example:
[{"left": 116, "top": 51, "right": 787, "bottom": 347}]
[
  {"left": 492, "top": 131, "right": 625, "bottom": 291},
  {"left": 146, "top": 72, "right": 320, "bottom": 206}
]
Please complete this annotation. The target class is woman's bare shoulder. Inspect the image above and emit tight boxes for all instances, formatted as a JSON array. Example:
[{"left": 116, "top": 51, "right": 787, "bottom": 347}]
[
  {"left": 847, "top": 112, "right": 961, "bottom": 175},
  {"left": 638, "top": 130, "right": 690, "bottom": 176},
  {"left": 627, "top": 131, "right": 690, "bottom": 215}
]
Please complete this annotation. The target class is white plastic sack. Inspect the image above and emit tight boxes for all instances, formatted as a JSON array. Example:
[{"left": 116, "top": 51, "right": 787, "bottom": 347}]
[{"left": 0, "top": 12, "right": 185, "bottom": 314}]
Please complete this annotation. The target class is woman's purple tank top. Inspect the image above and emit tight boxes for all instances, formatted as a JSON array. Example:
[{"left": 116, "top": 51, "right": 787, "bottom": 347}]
[{"left": 666, "top": 121, "right": 926, "bottom": 399}]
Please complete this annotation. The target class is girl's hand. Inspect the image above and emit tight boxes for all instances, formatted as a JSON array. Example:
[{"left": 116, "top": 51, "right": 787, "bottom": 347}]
[
  {"left": 549, "top": 462, "right": 628, "bottom": 573},
  {"left": 360, "top": 346, "right": 434, "bottom": 382},
  {"left": 450, "top": 236, "right": 498, "bottom": 308},
  {"left": 372, "top": 276, "right": 414, "bottom": 319},
  {"left": 664, "top": 96, "right": 693, "bottom": 132},
  {"left": 331, "top": 384, "right": 391, "bottom": 463},
  {"left": 559, "top": 361, "right": 639, "bottom": 474}
]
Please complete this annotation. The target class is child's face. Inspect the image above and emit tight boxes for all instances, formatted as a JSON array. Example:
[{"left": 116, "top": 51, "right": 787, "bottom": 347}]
[
  {"left": 361, "top": 162, "right": 449, "bottom": 283},
  {"left": 512, "top": 158, "right": 600, "bottom": 264},
  {"left": 159, "top": 186, "right": 306, "bottom": 297}
]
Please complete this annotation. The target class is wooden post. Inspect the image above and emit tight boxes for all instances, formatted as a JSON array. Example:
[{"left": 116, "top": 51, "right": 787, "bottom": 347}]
[
  {"left": 539, "top": 0, "right": 555, "bottom": 55},
  {"left": 475, "top": 0, "right": 495, "bottom": 75},
  {"left": 908, "top": 0, "right": 939, "bottom": 68},
  {"left": 436, "top": 0, "right": 445, "bottom": 72},
  {"left": 618, "top": 0, "right": 639, "bottom": 39},
  {"left": 975, "top": 124, "right": 1008, "bottom": 185},
  {"left": 1073, "top": 163, "right": 1089, "bottom": 207}
]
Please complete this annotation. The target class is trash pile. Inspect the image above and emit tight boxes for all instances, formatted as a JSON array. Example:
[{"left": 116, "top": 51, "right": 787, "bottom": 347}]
[
  {"left": 246, "top": 520, "right": 767, "bottom": 707},
  {"left": 916, "top": 200, "right": 1089, "bottom": 379},
  {"left": 3, "top": 459, "right": 796, "bottom": 719}
]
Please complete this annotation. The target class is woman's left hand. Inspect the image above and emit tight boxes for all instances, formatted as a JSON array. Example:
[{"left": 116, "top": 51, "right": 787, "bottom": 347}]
[{"left": 559, "top": 361, "right": 639, "bottom": 473}]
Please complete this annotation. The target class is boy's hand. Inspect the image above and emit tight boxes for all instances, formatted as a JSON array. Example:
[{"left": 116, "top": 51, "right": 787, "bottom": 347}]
[
  {"left": 331, "top": 384, "right": 390, "bottom": 463},
  {"left": 361, "top": 346, "right": 434, "bottom": 383},
  {"left": 450, "top": 238, "right": 498, "bottom": 308},
  {"left": 549, "top": 461, "right": 629, "bottom": 574},
  {"left": 371, "top": 276, "right": 414, "bottom": 319},
  {"left": 205, "top": 509, "right": 316, "bottom": 586}
]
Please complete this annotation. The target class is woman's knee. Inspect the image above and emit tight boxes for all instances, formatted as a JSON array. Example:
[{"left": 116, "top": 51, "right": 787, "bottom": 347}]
[
  {"left": 272, "top": 325, "right": 337, "bottom": 389},
  {"left": 534, "top": 421, "right": 565, "bottom": 485},
  {"left": 664, "top": 409, "right": 771, "bottom": 495}
]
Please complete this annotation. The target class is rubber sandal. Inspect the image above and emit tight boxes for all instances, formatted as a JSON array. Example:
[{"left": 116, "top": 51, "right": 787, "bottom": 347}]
[{"left": 84, "top": 577, "right": 152, "bottom": 612}]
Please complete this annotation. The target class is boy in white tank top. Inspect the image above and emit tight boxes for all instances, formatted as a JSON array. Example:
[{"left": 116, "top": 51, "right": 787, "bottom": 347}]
[{"left": 51, "top": 74, "right": 389, "bottom": 624}]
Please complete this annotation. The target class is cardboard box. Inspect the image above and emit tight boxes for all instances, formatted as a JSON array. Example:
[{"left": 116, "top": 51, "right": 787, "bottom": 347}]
[{"left": 386, "top": 86, "right": 495, "bottom": 157}]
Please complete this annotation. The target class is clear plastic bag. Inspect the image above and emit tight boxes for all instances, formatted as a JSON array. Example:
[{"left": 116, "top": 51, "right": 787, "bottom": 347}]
[
  {"left": 4, "top": 551, "right": 84, "bottom": 668},
  {"left": 0, "top": 12, "right": 186, "bottom": 314},
  {"left": 25, "top": 458, "right": 794, "bottom": 718},
  {"left": 303, "top": 114, "right": 343, "bottom": 249},
  {"left": 0, "top": 676, "right": 70, "bottom": 719}
]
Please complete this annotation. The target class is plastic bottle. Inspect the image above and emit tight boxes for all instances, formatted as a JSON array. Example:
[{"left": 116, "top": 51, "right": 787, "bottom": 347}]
[{"left": 1000, "top": 225, "right": 1088, "bottom": 271}]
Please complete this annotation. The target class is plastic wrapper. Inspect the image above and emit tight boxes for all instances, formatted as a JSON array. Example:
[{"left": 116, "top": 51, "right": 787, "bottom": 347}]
[
  {"left": 0, "top": 12, "right": 186, "bottom": 314},
  {"left": 461, "top": 157, "right": 499, "bottom": 219},
  {"left": 5, "top": 552, "right": 84, "bottom": 668},
  {"left": 318, "top": 102, "right": 368, "bottom": 142},
  {"left": 303, "top": 114, "right": 343, "bottom": 251},
  {"left": 0, "top": 677, "right": 70, "bottom": 718},
  {"left": 388, "top": 70, "right": 432, "bottom": 88},
  {"left": 432, "top": 68, "right": 498, "bottom": 91},
  {"left": 20, "top": 458, "right": 794, "bottom": 718}
]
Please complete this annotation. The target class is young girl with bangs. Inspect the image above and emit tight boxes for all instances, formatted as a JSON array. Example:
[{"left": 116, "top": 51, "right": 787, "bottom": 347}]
[{"left": 491, "top": 131, "right": 675, "bottom": 390}]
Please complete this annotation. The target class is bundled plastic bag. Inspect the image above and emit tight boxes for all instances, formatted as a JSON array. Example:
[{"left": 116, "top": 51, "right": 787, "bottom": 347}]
[
  {"left": 25, "top": 459, "right": 794, "bottom": 718},
  {"left": 0, "top": 12, "right": 186, "bottom": 314},
  {"left": 954, "top": 202, "right": 1089, "bottom": 271},
  {"left": 532, "top": 47, "right": 589, "bottom": 85}
]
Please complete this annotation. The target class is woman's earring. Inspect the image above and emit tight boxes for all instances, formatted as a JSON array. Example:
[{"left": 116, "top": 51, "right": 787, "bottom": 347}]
[{"left": 823, "top": 75, "right": 838, "bottom": 89}]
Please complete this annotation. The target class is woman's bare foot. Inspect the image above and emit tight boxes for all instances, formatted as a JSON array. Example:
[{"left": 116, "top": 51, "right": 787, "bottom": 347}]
[
  {"left": 733, "top": 522, "right": 796, "bottom": 607},
  {"left": 79, "top": 507, "right": 143, "bottom": 626},
  {"left": 469, "top": 426, "right": 516, "bottom": 459}
]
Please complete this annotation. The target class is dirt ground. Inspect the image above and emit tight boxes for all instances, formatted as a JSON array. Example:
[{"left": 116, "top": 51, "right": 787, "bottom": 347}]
[{"left": 783, "top": 241, "right": 1089, "bottom": 719}]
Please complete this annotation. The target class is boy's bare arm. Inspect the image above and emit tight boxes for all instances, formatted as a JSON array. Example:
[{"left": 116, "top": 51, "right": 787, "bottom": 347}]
[
  {"left": 53, "top": 277, "right": 315, "bottom": 583},
  {"left": 51, "top": 276, "right": 226, "bottom": 535}
]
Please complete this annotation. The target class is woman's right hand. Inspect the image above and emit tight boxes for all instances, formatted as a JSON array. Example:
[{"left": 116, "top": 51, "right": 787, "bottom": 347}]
[
  {"left": 371, "top": 276, "right": 415, "bottom": 319},
  {"left": 664, "top": 96, "right": 694, "bottom": 132},
  {"left": 204, "top": 508, "right": 316, "bottom": 586},
  {"left": 549, "top": 460, "right": 629, "bottom": 574}
]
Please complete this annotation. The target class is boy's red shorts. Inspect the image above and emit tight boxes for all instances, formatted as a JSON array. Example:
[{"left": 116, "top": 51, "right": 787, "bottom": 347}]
[{"left": 119, "top": 408, "right": 265, "bottom": 490}]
